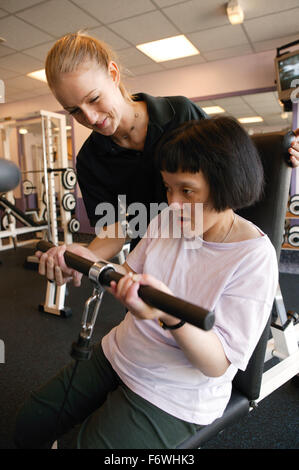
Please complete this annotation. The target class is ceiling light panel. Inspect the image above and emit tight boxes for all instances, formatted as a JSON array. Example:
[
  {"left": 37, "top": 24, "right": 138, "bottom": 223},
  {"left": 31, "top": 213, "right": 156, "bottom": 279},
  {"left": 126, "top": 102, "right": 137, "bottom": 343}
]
[
  {"left": 136, "top": 35, "right": 199, "bottom": 62},
  {"left": 202, "top": 106, "right": 225, "bottom": 115},
  {"left": 238, "top": 116, "right": 264, "bottom": 123}
]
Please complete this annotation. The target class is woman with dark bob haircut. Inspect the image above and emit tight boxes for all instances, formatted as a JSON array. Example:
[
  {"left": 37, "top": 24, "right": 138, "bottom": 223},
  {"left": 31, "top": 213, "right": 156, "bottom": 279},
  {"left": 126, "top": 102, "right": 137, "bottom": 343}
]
[
  {"left": 155, "top": 116, "right": 264, "bottom": 212},
  {"left": 15, "top": 117, "right": 278, "bottom": 449}
]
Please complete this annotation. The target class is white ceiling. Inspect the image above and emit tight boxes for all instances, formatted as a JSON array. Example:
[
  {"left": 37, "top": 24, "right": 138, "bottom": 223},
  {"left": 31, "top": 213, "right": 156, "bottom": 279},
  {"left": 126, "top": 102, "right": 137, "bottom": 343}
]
[
  {"left": 194, "top": 90, "right": 294, "bottom": 133},
  {"left": 0, "top": 0, "right": 298, "bottom": 132}
]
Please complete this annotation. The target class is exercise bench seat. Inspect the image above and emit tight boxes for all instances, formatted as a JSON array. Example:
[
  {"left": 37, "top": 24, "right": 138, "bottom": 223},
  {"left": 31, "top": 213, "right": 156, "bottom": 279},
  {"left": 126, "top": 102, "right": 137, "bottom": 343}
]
[{"left": 177, "top": 390, "right": 249, "bottom": 449}]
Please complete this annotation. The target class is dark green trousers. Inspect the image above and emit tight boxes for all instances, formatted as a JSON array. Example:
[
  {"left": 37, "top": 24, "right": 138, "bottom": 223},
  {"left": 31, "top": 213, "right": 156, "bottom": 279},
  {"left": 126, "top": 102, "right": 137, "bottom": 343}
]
[{"left": 14, "top": 343, "right": 200, "bottom": 449}]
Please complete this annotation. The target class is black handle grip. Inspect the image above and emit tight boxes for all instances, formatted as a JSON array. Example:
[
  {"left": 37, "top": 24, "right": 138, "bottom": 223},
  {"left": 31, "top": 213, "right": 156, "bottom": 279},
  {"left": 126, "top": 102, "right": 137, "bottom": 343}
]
[
  {"left": 36, "top": 240, "right": 215, "bottom": 331},
  {"left": 99, "top": 269, "right": 214, "bottom": 330}
]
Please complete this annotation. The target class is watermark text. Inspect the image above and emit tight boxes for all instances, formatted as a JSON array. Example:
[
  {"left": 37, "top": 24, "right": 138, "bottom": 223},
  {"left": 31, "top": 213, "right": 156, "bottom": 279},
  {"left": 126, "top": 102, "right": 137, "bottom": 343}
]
[{"left": 94, "top": 195, "right": 203, "bottom": 249}]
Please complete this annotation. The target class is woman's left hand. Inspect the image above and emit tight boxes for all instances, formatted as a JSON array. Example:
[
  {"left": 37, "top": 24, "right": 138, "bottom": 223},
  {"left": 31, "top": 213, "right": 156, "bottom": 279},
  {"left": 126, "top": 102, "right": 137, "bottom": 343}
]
[
  {"left": 289, "top": 128, "right": 299, "bottom": 167},
  {"left": 110, "top": 272, "right": 174, "bottom": 322}
]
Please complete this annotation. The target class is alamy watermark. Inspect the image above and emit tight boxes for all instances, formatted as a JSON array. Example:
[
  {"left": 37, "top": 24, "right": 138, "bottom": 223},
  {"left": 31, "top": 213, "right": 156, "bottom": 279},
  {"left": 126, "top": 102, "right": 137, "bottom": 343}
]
[
  {"left": 94, "top": 195, "right": 203, "bottom": 249},
  {"left": 0, "top": 339, "right": 4, "bottom": 364}
]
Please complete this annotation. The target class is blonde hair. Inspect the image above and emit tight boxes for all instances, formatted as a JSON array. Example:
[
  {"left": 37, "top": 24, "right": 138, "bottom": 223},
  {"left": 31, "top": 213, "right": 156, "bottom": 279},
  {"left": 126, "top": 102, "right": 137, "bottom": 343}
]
[{"left": 45, "top": 32, "right": 132, "bottom": 101}]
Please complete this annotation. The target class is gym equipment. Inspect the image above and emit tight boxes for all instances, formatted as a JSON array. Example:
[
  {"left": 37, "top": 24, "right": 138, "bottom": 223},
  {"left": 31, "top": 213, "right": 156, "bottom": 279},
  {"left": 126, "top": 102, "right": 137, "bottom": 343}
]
[
  {"left": 286, "top": 108, "right": 299, "bottom": 253},
  {"left": 68, "top": 217, "right": 80, "bottom": 233},
  {"left": 0, "top": 159, "right": 20, "bottom": 193},
  {"left": 62, "top": 168, "right": 77, "bottom": 190},
  {"left": 22, "top": 180, "right": 36, "bottom": 196},
  {"left": 0, "top": 194, "right": 47, "bottom": 254},
  {"left": 62, "top": 193, "right": 76, "bottom": 212},
  {"left": 36, "top": 240, "right": 215, "bottom": 336},
  {"left": 289, "top": 194, "right": 299, "bottom": 216},
  {"left": 0, "top": 159, "right": 20, "bottom": 264},
  {"left": 0, "top": 157, "right": 48, "bottom": 249},
  {"left": 0, "top": 195, "right": 46, "bottom": 229},
  {"left": 1, "top": 212, "right": 15, "bottom": 231},
  {"left": 0, "top": 158, "right": 21, "bottom": 241},
  {"left": 1, "top": 111, "right": 78, "bottom": 315},
  {"left": 36, "top": 111, "right": 75, "bottom": 316},
  {"left": 287, "top": 225, "right": 299, "bottom": 247},
  {"left": 0, "top": 196, "right": 48, "bottom": 251},
  {"left": 0, "top": 118, "right": 49, "bottom": 250}
]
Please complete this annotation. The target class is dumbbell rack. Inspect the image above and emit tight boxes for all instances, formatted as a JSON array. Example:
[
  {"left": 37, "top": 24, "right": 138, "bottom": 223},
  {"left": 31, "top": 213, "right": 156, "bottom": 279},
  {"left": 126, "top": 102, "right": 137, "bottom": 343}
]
[
  {"left": 282, "top": 108, "right": 299, "bottom": 250},
  {"left": 283, "top": 211, "right": 299, "bottom": 250}
]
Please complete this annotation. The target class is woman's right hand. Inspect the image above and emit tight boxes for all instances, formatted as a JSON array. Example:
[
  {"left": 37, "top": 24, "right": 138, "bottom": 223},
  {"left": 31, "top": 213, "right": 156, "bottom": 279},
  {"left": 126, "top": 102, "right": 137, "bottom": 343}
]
[{"left": 35, "top": 243, "right": 98, "bottom": 287}]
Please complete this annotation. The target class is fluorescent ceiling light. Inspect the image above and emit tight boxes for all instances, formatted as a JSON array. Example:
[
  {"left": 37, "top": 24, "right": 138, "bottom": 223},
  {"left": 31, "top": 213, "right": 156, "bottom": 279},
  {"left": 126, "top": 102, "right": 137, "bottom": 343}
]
[
  {"left": 238, "top": 116, "right": 263, "bottom": 124},
  {"left": 227, "top": 0, "right": 244, "bottom": 25},
  {"left": 27, "top": 69, "right": 47, "bottom": 83},
  {"left": 202, "top": 106, "right": 225, "bottom": 115},
  {"left": 136, "top": 35, "right": 199, "bottom": 62}
]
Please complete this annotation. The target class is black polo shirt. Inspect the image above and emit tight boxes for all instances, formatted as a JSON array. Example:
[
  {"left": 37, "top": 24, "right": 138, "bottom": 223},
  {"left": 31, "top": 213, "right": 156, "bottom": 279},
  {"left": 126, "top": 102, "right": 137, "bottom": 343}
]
[{"left": 76, "top": 93, "right": 207, "bottom": 240}]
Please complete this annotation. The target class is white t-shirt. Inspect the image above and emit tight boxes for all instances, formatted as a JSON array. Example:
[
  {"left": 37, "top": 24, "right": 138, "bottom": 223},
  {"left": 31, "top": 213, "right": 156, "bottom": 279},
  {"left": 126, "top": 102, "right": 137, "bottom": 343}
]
[{"left": 102, "top": 214, "right": 278, "bottom": 425}]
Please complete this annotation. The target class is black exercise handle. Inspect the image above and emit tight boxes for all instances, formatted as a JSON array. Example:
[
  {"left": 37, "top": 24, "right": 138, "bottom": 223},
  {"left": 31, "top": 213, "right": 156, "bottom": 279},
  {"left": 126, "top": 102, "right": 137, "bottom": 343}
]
[
  {"left": 36, "top": 240, "right": 215, "bottom": 331},
  {"left": 99, "top": 268, "right": 214, "bottom": 330}
]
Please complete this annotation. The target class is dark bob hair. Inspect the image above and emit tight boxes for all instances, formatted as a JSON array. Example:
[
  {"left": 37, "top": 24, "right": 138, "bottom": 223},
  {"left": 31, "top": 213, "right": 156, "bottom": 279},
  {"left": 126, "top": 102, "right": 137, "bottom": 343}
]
[{"left": 155, "top": 116, "right": 264, "bottom": 212}]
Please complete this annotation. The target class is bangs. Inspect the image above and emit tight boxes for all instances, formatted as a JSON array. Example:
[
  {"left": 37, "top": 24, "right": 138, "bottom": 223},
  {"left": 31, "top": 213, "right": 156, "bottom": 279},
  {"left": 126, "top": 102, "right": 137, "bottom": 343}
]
[{"left": 156, "top": 127, "right": 202, "bottom": 174}]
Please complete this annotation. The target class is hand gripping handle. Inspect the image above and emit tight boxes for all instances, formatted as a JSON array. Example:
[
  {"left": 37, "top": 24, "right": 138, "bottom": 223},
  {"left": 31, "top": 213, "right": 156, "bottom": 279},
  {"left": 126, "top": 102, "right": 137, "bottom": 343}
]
[{"left": 36, "top": 240, "right": 215, "bottom": 331}]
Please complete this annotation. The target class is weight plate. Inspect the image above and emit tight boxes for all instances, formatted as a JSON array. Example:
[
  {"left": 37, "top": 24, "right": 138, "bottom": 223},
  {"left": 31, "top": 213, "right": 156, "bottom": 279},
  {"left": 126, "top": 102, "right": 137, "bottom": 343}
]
[
  {"left": 288, "top": 226, "right": 299, "bottom": 247},
  {"left": 62, "top": 192, "right": 76, "bottom": 211},
  {"left": 289, "top": 225, "right": 299, "bottom": 234},
  {"left": 68, "top": 218, "right": 80, "bottom": 233},
  {"left": 62, "top": 168, "right": 77, "bottom": 190},
  {"left": 289, "top": 195, "right": 299, "bottom": 215},
  {"left": 23, "top": 179, "right": 34, "bottom": 196},
  {"left": 1, "top": 212, "right": 16, "bottom": 230},
  {"left": 289, "top": 201, "right": 299, "bottom": 216}
]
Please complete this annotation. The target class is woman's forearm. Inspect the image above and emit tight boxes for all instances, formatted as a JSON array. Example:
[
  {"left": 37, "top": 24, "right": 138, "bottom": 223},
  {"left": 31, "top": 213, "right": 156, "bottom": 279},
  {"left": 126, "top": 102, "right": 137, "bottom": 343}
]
[{"left": 169, "top": 323, "right": 230, "bottom": 377}]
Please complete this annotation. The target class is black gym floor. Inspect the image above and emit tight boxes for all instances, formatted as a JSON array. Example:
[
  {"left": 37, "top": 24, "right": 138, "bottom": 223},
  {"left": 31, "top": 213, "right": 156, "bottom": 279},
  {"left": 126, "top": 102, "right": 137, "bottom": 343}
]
[{"left": 0, "top": 245, "right": 298, "bottom": 449}]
